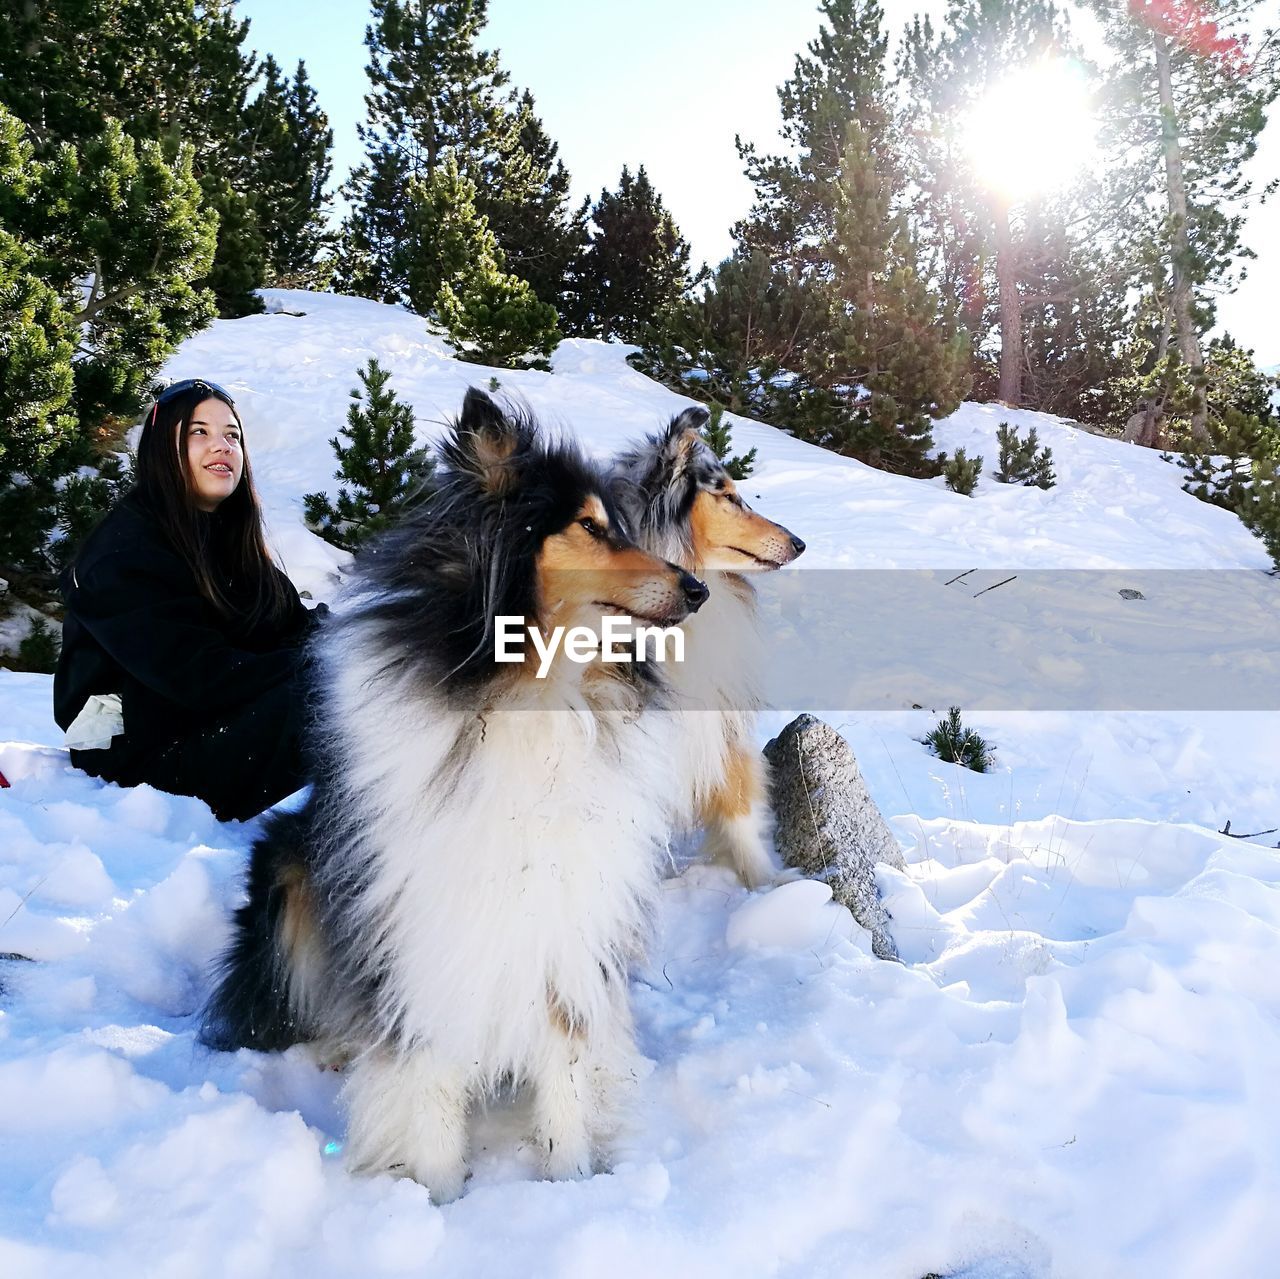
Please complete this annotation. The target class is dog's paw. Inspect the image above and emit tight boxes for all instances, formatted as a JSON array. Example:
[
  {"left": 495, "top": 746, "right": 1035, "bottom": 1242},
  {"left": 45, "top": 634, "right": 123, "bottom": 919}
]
[
  {"left": 544, "top": 1136, "right": 593, "bottom": 1183},
  {"left": 703, "top": 812, "right": 779, "bottom": 891},
  {"left": 409, "top": 1157, "right": 469, "bottom": 1205},
  {"left": 734, "top": 846, "right": 779, "bottom": 891}
]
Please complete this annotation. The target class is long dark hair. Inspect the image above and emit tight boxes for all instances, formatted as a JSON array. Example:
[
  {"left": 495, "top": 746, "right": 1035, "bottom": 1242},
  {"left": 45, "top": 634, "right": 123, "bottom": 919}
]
[{"left": 133, "top": 385, "right": 294, "bottom": 629}]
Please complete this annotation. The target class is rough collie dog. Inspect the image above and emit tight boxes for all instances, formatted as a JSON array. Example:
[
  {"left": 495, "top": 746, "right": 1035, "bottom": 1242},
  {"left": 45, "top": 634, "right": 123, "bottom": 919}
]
[
  {"left": 610, "top": 407, "right": 804, "bottom": 889},
  {"left": 202, "top": 389, "right": 708, "bottom": 1202}
]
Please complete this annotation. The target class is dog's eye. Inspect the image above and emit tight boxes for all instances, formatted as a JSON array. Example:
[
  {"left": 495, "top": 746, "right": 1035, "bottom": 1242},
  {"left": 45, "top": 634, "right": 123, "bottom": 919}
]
[
  {"left": 579, "top": 517, "right": 606, "bottom": 539},
  {"left": 724, "top": 492, "right": 744, "bottom": 509}
]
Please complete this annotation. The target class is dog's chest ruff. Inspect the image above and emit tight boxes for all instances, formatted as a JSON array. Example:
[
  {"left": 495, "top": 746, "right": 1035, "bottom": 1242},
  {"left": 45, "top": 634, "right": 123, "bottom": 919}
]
[{"left": 328, "top": 645, "right": 678, "bottom": 1072}]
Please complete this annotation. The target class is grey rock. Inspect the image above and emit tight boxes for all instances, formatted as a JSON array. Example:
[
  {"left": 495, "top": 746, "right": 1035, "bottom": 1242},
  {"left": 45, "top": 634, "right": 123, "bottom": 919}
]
[
  {"left": 1121, "top": 399, "right": 1165, "bottom": 448},
  {"left": 764, "top": 714, "right": 905, "bottom": 960}
]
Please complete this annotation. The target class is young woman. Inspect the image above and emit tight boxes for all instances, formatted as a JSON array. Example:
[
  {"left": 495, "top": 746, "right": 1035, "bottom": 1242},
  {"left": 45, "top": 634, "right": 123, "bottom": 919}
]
[{"left": 54, "top": 379, "right": 320, "bottom": 821}]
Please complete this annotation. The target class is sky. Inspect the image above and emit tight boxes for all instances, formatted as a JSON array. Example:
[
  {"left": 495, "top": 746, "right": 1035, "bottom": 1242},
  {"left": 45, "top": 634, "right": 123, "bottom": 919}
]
[{"left": 234, "top": 0, "right": 1280, "bottom": 367}]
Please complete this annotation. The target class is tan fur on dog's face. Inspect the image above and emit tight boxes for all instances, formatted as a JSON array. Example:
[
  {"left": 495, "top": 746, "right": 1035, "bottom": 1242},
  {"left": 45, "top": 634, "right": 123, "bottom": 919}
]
[
  {"left": 537, "top": 496, "right": 698, "bottom": 630},
  {"left": 689, "top": 477, "right": 804, "bottom": 572}
]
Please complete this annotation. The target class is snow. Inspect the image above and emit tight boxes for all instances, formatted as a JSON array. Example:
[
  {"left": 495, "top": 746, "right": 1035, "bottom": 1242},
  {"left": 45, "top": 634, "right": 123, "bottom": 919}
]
[{"left": 2, "top": 289, "right": 1279, "bottom": 1278}]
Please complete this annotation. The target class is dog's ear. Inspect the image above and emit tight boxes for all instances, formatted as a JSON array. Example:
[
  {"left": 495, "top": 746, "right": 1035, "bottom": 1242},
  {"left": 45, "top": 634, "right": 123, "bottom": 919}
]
[
  {"left": 452, "top": 387, "right": 523, "bottom": 496},
  {"left": 665, "top": 405, "right": 710, "bottom": 442},
  {"left": 659, "top": 406, "right": 709, "bottom": 481}
]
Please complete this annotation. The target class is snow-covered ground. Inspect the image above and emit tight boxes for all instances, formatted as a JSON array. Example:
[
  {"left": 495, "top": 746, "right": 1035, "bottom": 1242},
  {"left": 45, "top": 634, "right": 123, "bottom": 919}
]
[{"left": 2, "top": 291, "right": 1278, "bottom": 1278}]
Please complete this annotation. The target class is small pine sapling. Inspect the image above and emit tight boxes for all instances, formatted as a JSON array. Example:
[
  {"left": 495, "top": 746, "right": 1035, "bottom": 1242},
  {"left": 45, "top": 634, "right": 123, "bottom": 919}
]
[
  {"left": 304, "top": 358, "right": 436, "bottom": 551},
  {"left": 940, "top": 447, "right": 982, "bottom": 496},
  {"left": 14, "top": 616, "right": 60, "bottom": 674},
  {"left": 701, "top": 401, "right": 757, "bottom": 480},
  {"left": 919, "top": 706, "right": 995, "bottom": 773},
  {"left": 994, "top": 423, "right": 1055, "bottom": 489}
]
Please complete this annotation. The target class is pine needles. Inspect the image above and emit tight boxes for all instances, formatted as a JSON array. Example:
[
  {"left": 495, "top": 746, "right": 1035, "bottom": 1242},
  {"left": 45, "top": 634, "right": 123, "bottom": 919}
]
[{"left": 919, "top": 706, "right": 995, "bottom": 772}]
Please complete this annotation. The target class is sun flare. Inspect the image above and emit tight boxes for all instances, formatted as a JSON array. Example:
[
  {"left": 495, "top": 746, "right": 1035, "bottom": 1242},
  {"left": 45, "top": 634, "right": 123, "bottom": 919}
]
[{"left": 966, "top": 60, "right": 1096, "bottom": 202}]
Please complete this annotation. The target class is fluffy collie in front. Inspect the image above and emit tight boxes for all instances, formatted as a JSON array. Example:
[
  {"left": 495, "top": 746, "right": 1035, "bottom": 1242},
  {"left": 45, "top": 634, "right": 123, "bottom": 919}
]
[
  {"left": 201, "top": 388, "right": 707, "bottom": 1202},
  {"left": 611, "top": 407, "right": 805, "bottom": 889}
]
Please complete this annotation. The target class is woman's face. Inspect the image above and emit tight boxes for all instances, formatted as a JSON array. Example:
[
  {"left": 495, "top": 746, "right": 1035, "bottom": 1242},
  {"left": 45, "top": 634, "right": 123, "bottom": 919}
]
[{"left": 185, "top": 397, "right": 244, "bottom": 511}]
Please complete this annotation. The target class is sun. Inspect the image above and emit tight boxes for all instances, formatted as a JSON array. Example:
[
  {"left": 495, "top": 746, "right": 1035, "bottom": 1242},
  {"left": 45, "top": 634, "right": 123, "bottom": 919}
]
[{"left": 965, "top": 59, "right": 1097, "bottom": 203}]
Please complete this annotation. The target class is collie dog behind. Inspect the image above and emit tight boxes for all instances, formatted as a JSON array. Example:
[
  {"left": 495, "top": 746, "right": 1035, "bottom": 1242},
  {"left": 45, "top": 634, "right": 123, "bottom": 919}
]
[
  {"left": 611, "top": 407, "right": 804, "bottom": 889},
  {"left": 202, "top": 389, "right": 707, "bottom": 1202}
]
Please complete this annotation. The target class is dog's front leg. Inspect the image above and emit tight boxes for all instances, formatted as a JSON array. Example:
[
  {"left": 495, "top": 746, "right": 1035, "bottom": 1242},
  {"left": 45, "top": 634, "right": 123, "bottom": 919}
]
[
  {"left": 702, "top": 742, "right": 778, "bottom": 890},
  {"left": 534, "top": 1001, "right": 595, "bottom": 1182},
  {"left": 343, "top": 1045, "right": 471, "bottom": 1203}
]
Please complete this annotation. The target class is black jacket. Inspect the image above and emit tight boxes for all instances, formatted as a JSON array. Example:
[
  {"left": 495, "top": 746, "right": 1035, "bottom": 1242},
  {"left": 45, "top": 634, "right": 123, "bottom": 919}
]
[{"left": 54, "top": 490, "right": 317, "bottom": 779}]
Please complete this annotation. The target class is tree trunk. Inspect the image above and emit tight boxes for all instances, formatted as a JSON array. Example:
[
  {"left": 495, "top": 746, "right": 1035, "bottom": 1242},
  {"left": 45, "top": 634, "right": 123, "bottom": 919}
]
[
  {"left": 994, "top": 199, "right": 1022, "bottom": 408},
  {"left": 1154, "top": 29, "right": 1209, "bottom": 447}
]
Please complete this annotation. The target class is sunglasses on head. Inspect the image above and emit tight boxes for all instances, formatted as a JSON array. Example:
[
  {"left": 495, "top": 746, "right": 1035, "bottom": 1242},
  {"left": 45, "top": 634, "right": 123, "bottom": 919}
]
[
  {"left": 153, "top": 377, "right": 235, "bottom": 406},
  {"left": 149, "top": 378, "right": 237, "bottom": 427}
]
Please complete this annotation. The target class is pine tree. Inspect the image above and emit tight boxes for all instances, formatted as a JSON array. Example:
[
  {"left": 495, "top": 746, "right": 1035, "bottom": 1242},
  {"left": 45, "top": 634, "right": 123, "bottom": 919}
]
[
  {"left": 407, "top": 156, "right": 560, "bottom": 367},
  {"left": 727, "top": 0, "right": 969, "bottom": 476},
  {"left": 0, "top": 217, "right": 76, "bottom": 581},
  {"left": 634, "top": 249, "right": 822, "bottom": 417},
  {"left": 336, "top": 0, "right": 517, "bottom": 305},
  {"left": 16, "top": 617, "right": 62, "bottom": 675},
  {"left": 184, "top": 0, "right": 266, "bottom": 317},
  {"left": 994, "top": 423, "right": 1056, "bottom": 488},
  {"left": 1238, "top": 452, "right": 1280, "bottom": 570},
  {"left": 574, "top": 165, "right": 691, "bottom": 341},
  {"left": 241, "top": 57, "right": 335, "bottom": 287},
  {"left": 403, "top": 156, "right": 484, "bottom": 316},
  {"left": 436, "top": 267, "right": 561, "bottom": 370},
  {"left": 0, "top": 0, "right": 266, "bottom": 318},
  {"left": 304, "top": 359, "right": 436, "bottom": 551},
  {"left": 941, "top": 448, "right": 983, "bottom": 496},
  {"left": 1177, "top": 393, "right": 1280, "bottom": 570},
  {"left": 0, "top": 104, "right": 216, "bottom": 590},
  {"left": 700, "top": 403, "right": 757, "bottom": 480},
  {"left": 736, "top": 0, "right": 898, "bottom": 266},
  {"left": 32, "top": 120, "right": 219, "bottom": 427},
  {"left": 1114, "top": 332, "right": 1279, "bottom": 451},
  {"left": 1016, "top": 203, "right": 1131, "bottom": 425},
  {"left": 1201, "top": 337, "right": 1280, "bottom": 426},
  {"left": 895, "top": 0, "right": 1111, "bottom": 413},
  {"left": 823, "top": 121, "right": 970, "bottom": 475},
  {"left": 55, "top": 448, "right": 135, "bottom": 574},
  {"left": 1178, "top": 408, "right": 1262, "bottom": 508},
  {"left": 0, "top": 0, "right": 251, "bottom": 152},
  {"left": 334, "top": 143, "right": 414, "bottom": 303},
  {"left": 1089, "top": 0, "right": 1279, "bottom": 445},
  {"left": 895, "top": 12, "right": 989, "bottom": 340},
  {"left": 919, "top": 706, "right": 995, "bottom": 772},
  {"left": 199, "top": 174, "right": 268, "bottom": 318},
  {"left": 478, "top": 90, "right": 589, "bottom": 317}
]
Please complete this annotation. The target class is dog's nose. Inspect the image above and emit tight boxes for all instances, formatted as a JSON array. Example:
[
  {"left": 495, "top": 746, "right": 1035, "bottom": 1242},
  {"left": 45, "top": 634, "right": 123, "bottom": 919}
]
[
  {"left": 680, "top": 572, "right": 709, "bottom": 612},
  {"left": 790, "top": 534, "right": 806, "bottom": 556}
]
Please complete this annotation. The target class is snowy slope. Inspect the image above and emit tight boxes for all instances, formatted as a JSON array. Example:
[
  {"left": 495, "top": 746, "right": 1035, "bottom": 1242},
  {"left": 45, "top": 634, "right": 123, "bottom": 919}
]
[{"left": 2, "top": 291, "right": 1278, "bottom": 1279}]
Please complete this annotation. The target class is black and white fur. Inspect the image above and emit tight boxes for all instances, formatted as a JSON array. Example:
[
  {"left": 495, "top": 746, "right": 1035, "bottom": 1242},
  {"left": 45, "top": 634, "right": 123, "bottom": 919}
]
[{"left": 202, "top": 390, "right": 705, "bottom": 1201}]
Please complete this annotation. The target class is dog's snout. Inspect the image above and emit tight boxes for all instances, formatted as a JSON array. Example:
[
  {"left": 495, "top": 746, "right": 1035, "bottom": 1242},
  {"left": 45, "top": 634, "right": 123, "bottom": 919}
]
[
  {"left": 789, "top": 533, "right": 806, "bottom": 556},
  {"left": 680, "top": 571, "right": 709, "bottom": 611}
]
